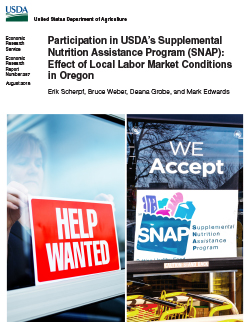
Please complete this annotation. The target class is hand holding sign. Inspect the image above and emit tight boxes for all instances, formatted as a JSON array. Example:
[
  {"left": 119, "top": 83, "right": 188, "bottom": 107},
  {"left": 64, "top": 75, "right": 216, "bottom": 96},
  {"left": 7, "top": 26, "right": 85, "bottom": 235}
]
[{"left": 7, "top": 181, "right": 29, "bottom": 238}]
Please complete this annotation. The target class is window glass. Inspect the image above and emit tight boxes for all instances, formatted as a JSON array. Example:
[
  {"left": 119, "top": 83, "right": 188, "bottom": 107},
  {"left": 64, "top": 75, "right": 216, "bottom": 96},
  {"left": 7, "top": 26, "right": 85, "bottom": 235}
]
[
  {"left": 35, "top": 296, "right": 125, "bottom": 322},
  {"left": 7, "top": 114, "right": 125, "bottom": 291},
  {"left": 127, "top": 120, "right": 243, "bottom": 260},
  {"left": 127, "top": 121, "right": 242, "bottom": 189},
  {"left": 127, "top": 269, "right": 243, "bottom": 316}
]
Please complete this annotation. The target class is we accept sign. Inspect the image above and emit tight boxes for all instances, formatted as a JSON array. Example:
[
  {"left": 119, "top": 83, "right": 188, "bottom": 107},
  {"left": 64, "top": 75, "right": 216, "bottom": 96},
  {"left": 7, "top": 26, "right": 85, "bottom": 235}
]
[
  {"left": 29, "top": 197, "right": 120, "bottom": 284},
  {"left": 134, "top": 190, "right": 238, "bottom": 260},
  {"left": 134, "top": 140, "right": 238, "bottom": 261}
]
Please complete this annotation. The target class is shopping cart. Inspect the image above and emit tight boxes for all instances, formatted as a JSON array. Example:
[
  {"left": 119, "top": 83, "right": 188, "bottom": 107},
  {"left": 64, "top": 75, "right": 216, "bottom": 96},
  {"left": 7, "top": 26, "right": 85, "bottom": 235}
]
[
  {"left": 127, "top": 288, "right": 236, "bottom": 320},
  {"left": 127, "top": 294, "right": 189, "bottom": 321},
  {"left": 162, "top": 292, "right": 234, "bottom": 317}
]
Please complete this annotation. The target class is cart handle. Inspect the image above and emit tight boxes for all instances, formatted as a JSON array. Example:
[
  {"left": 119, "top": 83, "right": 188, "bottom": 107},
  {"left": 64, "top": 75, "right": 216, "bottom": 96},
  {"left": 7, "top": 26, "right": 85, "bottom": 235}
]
[
  {"left": 209, "top": 303, "right": 233, "bottom": 316},
  {"left": 143, "top": 295, "right": 178, "bottom": 308},
  {"left": 186, "top": 293, "right": 225, "bottom": 305},
  {"left": 127, "top": 294, "right": 143, "bottom": 301},
  {"left": 127, "top": 280, "right": 150, "bottom": 286}
]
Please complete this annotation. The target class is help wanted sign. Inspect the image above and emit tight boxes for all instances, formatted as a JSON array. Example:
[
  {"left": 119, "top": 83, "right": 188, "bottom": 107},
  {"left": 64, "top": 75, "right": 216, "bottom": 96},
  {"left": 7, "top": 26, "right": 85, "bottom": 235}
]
[{"left": 29, "top": 197, "right": 120, "bottom": 284}]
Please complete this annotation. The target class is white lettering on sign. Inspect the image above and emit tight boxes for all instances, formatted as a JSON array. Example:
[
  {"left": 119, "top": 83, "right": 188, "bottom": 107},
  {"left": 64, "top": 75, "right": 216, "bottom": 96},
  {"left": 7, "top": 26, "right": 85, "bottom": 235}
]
[
  {"left": 170, "top": 141, "right": 192, "bottom": 156},
  {"left": 46, "top": 240, "right": 110, "bottom": 272},
  {"left": 46, "top": 208, "right": 110, "bottom": 272},
  {"left": 164, "top": 261, "right": 209, "bottom": 269},
  {"left": 192, "top": 142, "right": 204, "bottom": 156},
  {"left": 56, "top": 208, "right": 70, "bottom": 239},
  {"left": 56, "top": 208, "right": 97, "bottom": 240},
  {"left": 170, "top": 141, "right": 203, "bottom": 156},
  {"left": 68, "top": 209, "right": 80, "bottom": 239},
  {"left": 149, "top": 158, "right": 166, "bottom": 174},
  {"left": 138, "top": 227, "right": 190, "bottom": 243},
  {"left": 87, "top": 209, "right": 98, "bottom": 238},
  {"left": 149, "top": 141, "right": 224, "bottom": 177},
  {"left": 149, "top": 158, "right": 224, "bottom": 177}
]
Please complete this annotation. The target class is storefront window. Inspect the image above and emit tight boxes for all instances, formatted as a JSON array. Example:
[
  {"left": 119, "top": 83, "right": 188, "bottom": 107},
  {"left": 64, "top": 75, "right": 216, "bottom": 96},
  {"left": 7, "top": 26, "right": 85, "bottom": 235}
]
[
  {"left": 127, "top": 119, "right": 243, "bottom": 260},
  {"left": 127, "top": 115, "right": 243, "bottom": 319},
  {"left": 7, "top": 114, "right": 125, "bottom": 291}
]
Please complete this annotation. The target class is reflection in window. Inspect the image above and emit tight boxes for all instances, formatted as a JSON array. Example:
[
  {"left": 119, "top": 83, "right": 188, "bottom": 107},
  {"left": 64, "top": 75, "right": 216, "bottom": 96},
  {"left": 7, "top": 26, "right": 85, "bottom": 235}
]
[
  {"left": 7, "top": 115, "right": 125, "bottom": 291},
  {"left": 128, "top": 270, "right": 243, "bottom": 315},
  {"left": 127, "top": 122, "right": 242, "bottom": 190},
  {"left": 127, "top": 120, "right": 243, "bottom": 259}
]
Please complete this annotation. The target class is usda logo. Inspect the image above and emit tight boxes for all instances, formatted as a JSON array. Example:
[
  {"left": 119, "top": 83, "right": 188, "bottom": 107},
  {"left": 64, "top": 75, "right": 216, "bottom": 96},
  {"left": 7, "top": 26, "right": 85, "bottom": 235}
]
[{"left": 6, "top": 6, "right": 28, "bottom": 22}]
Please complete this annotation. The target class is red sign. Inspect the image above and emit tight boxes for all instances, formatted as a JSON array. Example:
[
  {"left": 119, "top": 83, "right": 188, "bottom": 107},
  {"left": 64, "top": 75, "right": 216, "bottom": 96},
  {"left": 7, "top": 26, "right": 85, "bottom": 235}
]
[{"left": 29, "top": 197, "right": 120, "bottom": 284}]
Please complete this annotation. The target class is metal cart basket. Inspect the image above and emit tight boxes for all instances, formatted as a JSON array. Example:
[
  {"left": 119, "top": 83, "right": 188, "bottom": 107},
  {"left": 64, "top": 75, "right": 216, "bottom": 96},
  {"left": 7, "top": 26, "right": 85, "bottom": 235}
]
[{"left": 127, "top": 290, "right": 235, "bottom": 320}]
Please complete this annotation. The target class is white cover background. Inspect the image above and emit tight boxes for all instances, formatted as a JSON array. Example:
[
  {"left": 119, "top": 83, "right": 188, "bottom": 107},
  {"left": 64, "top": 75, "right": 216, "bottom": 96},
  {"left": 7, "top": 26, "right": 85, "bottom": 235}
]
[
  {"left": 1, "top": 0, "right": 248, "bottom": 319},
  {"left": 1, "top": 0, "right": 248, "bottom": 111}
]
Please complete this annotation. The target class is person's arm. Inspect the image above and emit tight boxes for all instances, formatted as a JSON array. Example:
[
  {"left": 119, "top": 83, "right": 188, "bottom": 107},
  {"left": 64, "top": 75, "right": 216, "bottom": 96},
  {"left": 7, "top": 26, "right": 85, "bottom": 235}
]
[{"left": 7, "top": 181, "right": 28, "bottom": 255}]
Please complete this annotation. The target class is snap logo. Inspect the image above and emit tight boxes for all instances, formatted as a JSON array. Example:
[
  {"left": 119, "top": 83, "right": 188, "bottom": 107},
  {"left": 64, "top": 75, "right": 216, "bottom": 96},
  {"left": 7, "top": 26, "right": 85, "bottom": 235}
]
[
  {"left": 137, "top": 192, "right": 195, "bottom": 256},
  {"left": 6, "top": 6, "right": 28, "bottom": 22}
]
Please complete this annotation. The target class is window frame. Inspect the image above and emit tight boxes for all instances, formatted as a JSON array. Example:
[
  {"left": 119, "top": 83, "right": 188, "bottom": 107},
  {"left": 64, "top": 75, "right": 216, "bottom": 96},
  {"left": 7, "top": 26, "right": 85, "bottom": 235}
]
[{"left": 7, "top": 270, "right": 125, "bottom": 322}]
